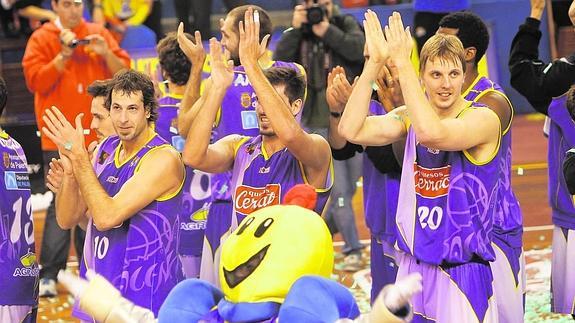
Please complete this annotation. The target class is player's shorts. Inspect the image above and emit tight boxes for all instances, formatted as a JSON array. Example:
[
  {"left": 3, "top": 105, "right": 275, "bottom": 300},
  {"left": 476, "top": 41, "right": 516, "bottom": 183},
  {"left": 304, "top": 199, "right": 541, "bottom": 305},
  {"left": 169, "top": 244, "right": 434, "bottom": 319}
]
[
  {"left": 396, "top": 252, "right": 498, "bottom": 322},
  {"left": 370, "top": 236, "right": 398, "bottom": 303},
  {"left": 0, "top": 305, "right": 36, "bottom": 323},
  {"left": 551, "top": 225, "right": 575, "bottom": 314},
  {"left": 490, "top": 233, "right": 525, "bottom": 323}
]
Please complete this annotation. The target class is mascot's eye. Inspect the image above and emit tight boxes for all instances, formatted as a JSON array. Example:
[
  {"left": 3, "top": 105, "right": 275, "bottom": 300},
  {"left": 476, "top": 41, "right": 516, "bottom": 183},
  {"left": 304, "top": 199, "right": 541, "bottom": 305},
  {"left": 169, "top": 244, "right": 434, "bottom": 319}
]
[
  {"left": 236, "top": 217, "right": 255, "bottom": 235},
  {"left": 254, "top": 218, "right": 274, "bottom": 238}
]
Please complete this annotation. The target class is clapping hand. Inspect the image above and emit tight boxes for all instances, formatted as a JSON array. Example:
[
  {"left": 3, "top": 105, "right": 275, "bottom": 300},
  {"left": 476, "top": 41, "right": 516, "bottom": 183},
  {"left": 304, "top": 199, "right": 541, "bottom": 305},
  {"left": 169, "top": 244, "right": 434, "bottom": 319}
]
[{"left": 238, "top": 7, "right": 271, "bottom": 69}]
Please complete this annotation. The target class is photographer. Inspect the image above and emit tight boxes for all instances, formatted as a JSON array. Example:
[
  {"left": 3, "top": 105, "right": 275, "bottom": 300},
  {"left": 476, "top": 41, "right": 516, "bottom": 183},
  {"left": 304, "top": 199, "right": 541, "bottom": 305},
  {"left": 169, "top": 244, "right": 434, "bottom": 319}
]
[
  {"left": 22, "top": 0, "right": 130, "bottom": 298},
  {"left": 273, "top": 0, "right": 366, "bottom": 270}
]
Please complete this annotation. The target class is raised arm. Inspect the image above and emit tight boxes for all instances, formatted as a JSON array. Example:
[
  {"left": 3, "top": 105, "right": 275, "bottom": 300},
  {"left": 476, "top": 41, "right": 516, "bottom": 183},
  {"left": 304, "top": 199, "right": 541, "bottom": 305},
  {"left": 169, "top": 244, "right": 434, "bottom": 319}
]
[
  {"left": 181, "top": 38, "right": 239, "bottom": 173},
  {"left": 385, "top": 12, "right": 499, "bottom": 154},
  {"left": 49, "top": 157, "right": 88, "bottom": 230},
  {"left": 177, "top": 25, "right": 208, "bottom": 137},
  {"left": 41, "top": 107, "right": 185, "bottom": 231},
  {"left": 239, "top": 7, "right": 331, "bottom": 182},
  {"left": 339, "top": 10, "right": 407, "bottom": 146}
]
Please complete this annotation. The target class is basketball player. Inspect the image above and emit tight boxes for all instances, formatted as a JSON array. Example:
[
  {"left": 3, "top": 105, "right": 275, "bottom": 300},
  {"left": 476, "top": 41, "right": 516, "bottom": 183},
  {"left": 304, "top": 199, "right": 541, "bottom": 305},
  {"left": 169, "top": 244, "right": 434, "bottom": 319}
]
[
  {"left": 0, "top": 77, "right": 38, "bottom": 322},
  {"left": 182, "top": 5, "right": 332, "bottom": 259},
  {"left": 438, "top": 12, "right": 525, "bottom": 322},
  {"left": 46, "top": 79, "right": 116, "bottom": 196},
  {"left": 155, "top": 33, "right": 211, "bottom": 279},
  {"left": 339, "top": 11, "right": 501, "bottom": 322},
  {"left": 176, "top": 5, "right": 303, "bottom": 285},
  {"left": 327, "top": 63, "right": 402, "bottom": 302},
  {"left": 42, "top": 69, "right": 185, "bottom": 318}
]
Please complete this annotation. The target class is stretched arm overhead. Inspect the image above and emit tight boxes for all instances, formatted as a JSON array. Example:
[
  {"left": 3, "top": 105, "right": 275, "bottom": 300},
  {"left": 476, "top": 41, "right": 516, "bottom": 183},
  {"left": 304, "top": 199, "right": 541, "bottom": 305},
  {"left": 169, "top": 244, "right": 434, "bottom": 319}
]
[
  {"left": 239, "top": 7, "right": 331, "bottom": 185},
  {"left": 182, "top": 38, "right": 240, "bottom": 173},
  {"left": 41, "top": 107, "right": 185, "bottom": 231},
  {"left": 177, "top": 25, "right": 208, "bottom": 137},
  {"left": 339, "top": 10, "right": 407, "bottom": 146},
  {"left": 384, "top": 12, "right": 499, "bottom": 154}
]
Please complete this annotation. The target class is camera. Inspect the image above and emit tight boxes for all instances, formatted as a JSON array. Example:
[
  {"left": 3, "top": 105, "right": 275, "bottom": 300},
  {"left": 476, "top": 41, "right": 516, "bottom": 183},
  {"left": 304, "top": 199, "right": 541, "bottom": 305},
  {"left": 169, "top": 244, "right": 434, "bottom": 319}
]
[
  {"left": 306, "top": 0, "right": 327, "bottom": 25},
  {"left": 68, "top": 39, "right": 90, "bottom": 48}
]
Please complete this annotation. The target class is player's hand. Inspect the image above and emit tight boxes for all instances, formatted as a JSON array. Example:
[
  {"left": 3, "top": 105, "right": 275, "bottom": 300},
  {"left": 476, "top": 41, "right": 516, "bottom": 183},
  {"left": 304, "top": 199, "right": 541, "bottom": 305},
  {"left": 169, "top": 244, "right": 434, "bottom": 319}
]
[
  {"left": 46, "top": 158, "right": 68, "bottom": 193},
  {"left": 85, "top": 34, "right": 109, "bottom": 57},
  {"left": 239, "top": 7, "right": 270, "bottom": 69},
  {"left": 384, "top": 12, "right": 412, "bottom": 67},
  {"left": 292, "top": 5, "right": 308, "bottom": 29},
  {"left": 42, "top": 106, "right": 87, "bottom": 158},
  {"left": 177, "top": 23, "right": 207, "bottom": 66},
  {"left": 375, "top": 62, "right": 403, "bottom": 112},
  {"left": 208, "top": 38, "right": 234, "bottom": 91},
  {"left": 363, "top": 10, "right": 388, "bottom": 65},
  {"left": 530, "top": 0, "right": 546, "bottom": 20}
]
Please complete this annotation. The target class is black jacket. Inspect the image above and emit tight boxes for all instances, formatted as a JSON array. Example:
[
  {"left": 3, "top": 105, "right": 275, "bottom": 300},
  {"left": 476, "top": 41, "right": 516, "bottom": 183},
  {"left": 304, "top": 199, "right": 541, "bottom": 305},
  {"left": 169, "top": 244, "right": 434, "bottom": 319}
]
[
  {"left": 509, "top": 17, "right": 575, "bottom": 115},
  {"left": 273, "top": 13, "right": 365, "bottom": 128}
]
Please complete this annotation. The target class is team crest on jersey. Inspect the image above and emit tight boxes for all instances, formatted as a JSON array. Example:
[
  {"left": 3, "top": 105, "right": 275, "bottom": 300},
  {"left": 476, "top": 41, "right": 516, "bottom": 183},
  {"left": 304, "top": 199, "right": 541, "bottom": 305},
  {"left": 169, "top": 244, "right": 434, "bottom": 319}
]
[
  {"left": 414, "top": 163, "right": 451, "bottom": 198},
  {"left": 240, "top": 92, "right": 251, "bottom": 108},
  {"left": 3, "top": 152, "right": 10, "bottom": 168},
  {"left": 235, "top": 184, "right": 281, "bottom": 215},
  {"left": 98, "top": 151, "right": 110, "bottom": 165},
  {"left": 245, "top": 143, "right": 256, "bottom": 155}
]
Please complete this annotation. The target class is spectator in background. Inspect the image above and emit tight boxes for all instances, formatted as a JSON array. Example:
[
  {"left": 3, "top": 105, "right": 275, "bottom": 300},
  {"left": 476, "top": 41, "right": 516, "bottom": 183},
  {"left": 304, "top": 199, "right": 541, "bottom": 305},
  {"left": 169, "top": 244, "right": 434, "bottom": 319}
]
[
  {"left": 273, "top": 0, "right": 366, "bottom": 271},
  {"left": 1, "top": 0, "right": 57, "bottom": 23},
  {"left": 174, "top": 0, "right": 244, "bottom": 38},
  {"left": 101, "top": 0, "right": 156, "bottom": 47},
  {"left": 412, "top": 0, "right": 470, "bottom": 53},
  {"left": 21, "top": 0, "right": 130, "bottom": 297},
  {"left": 143, "top": 0, "right": 163, "bottom": 41},
  {"left": 509, "top": 0, "right": 575, "bottom": 317}
]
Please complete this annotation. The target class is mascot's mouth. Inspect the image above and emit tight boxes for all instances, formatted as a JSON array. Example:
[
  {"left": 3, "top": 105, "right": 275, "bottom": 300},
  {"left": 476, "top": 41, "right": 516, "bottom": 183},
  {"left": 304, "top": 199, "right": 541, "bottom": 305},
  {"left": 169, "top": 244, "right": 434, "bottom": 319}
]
[{"left": 223, "top": 244, "right": 270, "bottom": 288}]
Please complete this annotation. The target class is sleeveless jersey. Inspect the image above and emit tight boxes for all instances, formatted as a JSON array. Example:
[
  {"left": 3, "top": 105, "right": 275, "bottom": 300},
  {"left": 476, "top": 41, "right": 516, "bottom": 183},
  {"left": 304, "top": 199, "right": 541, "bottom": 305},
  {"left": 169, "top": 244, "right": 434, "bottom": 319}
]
[
  {"left": 363, "top": 101, "right": 400, "bottom": 243},
  {"left": 230, "top": 136, "right": 333, "bottom": 227},
  {"left": 547, "top": 96, "right": 575, "bottom": 230},
  {"left": 0, "top": 131, "right": 37, "bottom": 306},
  {"left": 157, "top": 94, "right": 211, "bottom": 256},
  {"left": 82, "top": 134, "right": 184, "bottom": 315},
  {"left": 396, "top": 103, "right": 500, "bottom": 265},
  {"left": 464, "top": 76, "right": 523, "bottom": 246},
  {"left": 210, "top": 61, "right": 304, "bottom": 203}
]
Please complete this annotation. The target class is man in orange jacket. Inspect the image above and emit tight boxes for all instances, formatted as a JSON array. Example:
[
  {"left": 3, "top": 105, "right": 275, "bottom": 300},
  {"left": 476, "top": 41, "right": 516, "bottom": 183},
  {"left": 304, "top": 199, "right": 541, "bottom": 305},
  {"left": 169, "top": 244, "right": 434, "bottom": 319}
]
[{"left": 22, "top": 0, "right": 130, "bottom": 297}]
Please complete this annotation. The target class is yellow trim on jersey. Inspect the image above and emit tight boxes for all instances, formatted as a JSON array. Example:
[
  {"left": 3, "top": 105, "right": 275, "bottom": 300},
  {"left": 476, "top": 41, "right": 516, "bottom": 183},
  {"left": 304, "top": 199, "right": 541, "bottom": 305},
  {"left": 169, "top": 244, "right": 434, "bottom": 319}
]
[
  {"left": 261, "top": 142, "right": 271, "bottom": 160},
  {"left": 0, "top": 130, "right": 8, "bottom": 139},
  {"left": 113, "top": 131, "right": 158, "bottom": 168},
  {"left": 475, "top": 89, "right": 514, "bottom": 135},
  {"left": 165, "top": 93, "right": 184, "bottom": 100},
  {"left": 296, "top": 155, "right": 334, "bottom": 194},
  {"left": 458, "top": 107, "right": 501, "bottom": 166},
  {"left": 233, "top": 136, "right": 251, "bottom": 157},
  {"left": 461, "top": 74, "right": 483, "bottom": 99},
  {"left": 133, "top": 144, "right": 185, "bottom": 201}
]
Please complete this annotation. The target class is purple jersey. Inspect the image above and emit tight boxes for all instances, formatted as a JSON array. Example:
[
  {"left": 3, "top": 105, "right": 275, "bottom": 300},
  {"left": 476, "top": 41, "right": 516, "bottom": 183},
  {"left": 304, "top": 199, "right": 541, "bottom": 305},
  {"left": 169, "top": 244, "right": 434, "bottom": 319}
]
[
  {"left": 210, "top": 61, "right": 304, "bottom": 202},
  {"left": 363, "top": 101, "right": 400, "bottom": 244},
  {"left": 464, "top": 76, "right": 523, "bottom": 246},
  {"left": 83, "top": 134, "right": 184, "bottom": 315},
  {"left": 230, "top": 136, "right": 333, "bottom": 226},
  {"left": 157, "top": 94, "right": 211, "bottom": 256},
  {"left": 547, "top": 96, "right": 575, "bottom": 229},
  {"left": 0, "top": 131, "right": 38, "bottom": 306},
  {"left": 396, "top": 103, "right": 500, "bottom": 265}
]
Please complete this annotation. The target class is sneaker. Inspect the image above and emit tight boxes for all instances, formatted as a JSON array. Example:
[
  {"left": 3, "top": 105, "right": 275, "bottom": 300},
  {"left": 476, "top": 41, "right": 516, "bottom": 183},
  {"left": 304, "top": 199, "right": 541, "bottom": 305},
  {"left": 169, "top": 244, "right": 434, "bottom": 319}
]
[
  {"left": 39, "top": 278, "right": 57, "bottom": 297},
  {"left": 342, "top": 253, "right": 362, "bottom": 272}
]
